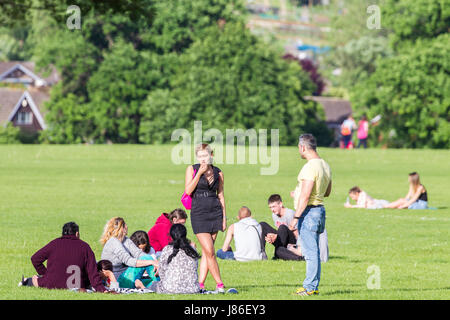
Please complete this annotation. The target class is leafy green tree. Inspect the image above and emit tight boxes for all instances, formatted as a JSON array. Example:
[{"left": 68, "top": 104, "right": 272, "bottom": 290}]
[
  {"left": 87, "top": 41, "right": 161, "bottom": 143},
  {"left": 0, "top": 123, "right": 21, "bottom": 144},
  {"left": 382, "top": 0, "right": 450, "bottom": 49},
  {"left": 31, "top": 0, "right": 250, "bottom": 144},
  {"left": 39, "top": 83, "right": 93, "bottom": 144},
  {"left": 324, "top": 36, "right": 392, "bottom": 89},
  {"left": 139, "top": 22, "right": 331, "bottom": 146},
  {"left": 0, "top": 0, "right": 154, "bottom": 27},
  {"left": 146, "top": 0, "right": 246, "bottom": 54},
  {"left": 351, "top": 33, "right": 450, "bottom": 149}
]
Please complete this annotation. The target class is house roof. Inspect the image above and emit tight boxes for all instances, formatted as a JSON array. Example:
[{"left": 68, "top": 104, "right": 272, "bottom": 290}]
[
  {"left": 0, "top": 61, "right": 59, "bottom": 86},
  {"left": 0, "top": 87, "right": 49, "bottom": 129},
  {"left": 305, "top": 96, "right": 352, "bottom": 124}
]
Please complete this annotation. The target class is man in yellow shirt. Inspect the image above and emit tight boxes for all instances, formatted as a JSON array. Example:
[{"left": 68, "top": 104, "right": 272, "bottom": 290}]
[{"left": 289, "top": 133, "right": 332, "bottom": 296}]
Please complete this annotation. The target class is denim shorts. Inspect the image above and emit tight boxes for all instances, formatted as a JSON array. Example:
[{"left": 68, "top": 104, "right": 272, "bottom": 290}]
[{"left": 408, "top": 200, "right": 428, "bottom": 210}]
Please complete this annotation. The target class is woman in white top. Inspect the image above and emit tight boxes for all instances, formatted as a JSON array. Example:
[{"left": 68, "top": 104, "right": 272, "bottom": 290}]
[{"left": 345, "top": 186, "right": 389, "bottom": 209}]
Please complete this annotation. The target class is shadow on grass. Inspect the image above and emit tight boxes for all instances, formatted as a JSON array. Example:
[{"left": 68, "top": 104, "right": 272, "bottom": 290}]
[
  {"left": 328, "top": 256, "right": 362, "bottom": 263},
  {"left": 393, "top": 287, "right": 450, "bottom": 292}
]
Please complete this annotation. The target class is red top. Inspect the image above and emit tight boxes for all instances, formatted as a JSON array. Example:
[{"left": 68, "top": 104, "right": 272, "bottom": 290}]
[
  {"left": 31, "top": 235, "right": 106, "bottom": 292},
  {"left": 148, "top": 213, "right": 172, "bottom": 253}
]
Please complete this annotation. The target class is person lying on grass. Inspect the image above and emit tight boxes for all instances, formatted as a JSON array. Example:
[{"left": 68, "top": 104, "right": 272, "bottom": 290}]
[
  {"left": 100, "top": 217, "right": 159, "bottom": 289},
  {"left": 19, "top": 222, "right": 109, "bottom": 293},
  {"left": 344, "top": 186, "right": 389, "bottom": 209}
]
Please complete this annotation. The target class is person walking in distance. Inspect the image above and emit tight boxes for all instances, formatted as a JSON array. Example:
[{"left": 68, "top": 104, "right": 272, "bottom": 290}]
[{"left": 289, "top": 134, "right": 332, "bottom": 296}]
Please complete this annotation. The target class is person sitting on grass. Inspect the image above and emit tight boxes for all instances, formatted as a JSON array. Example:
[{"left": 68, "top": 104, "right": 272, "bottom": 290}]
[
  {"left": 100, "top": 217, "right": 159, "bottom": 289},
  {"left": 116, "top": 230, "right": 160, "bottom": 289},
  {"left": 19, "top": 222, "right": 108, "bottom": 293},
  {"left": 259, "top": 194, "right": 304, "bottom": 261},
  {"left": 384, "top": 172, "right": 428, "bottom": 210},
  {"left": 148, "top": 208, "right": 188, "bottom": 256},
  {"left": 149, "top": 224, "right": 201, "bottom": 294},
  {"left": 344, "top": 186, "right": 389, "bottom": 209},
  {"left": 263, "top": 194, "right": 329, "bottom": 262},
  {"left": 217, "top": 206, "right": 267, "bottom": 262},
  {"left": 97, "top": 260, "right": 119, "bottom": 290}
]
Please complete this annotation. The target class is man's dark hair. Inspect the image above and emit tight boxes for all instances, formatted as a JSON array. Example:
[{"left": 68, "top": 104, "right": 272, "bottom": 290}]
[
  {"left": 268, "top": 194, "right": 282, "bottom": 204},
  {"left": 298, "top": 133, "right": 317, "bottom": 151},
  {"left": 62, "top": 222, "right": 79, "bottom": 236}
]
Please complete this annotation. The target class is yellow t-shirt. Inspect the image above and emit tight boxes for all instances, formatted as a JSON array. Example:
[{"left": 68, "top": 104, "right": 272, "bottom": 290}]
[{"left": 294, "top": 158, "right": 331, "bottom": 209}]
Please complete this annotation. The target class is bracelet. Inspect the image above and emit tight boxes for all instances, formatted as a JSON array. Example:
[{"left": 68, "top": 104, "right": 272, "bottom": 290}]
[{"left": 293, "top": 216, "right": 301, "bottom": 220}]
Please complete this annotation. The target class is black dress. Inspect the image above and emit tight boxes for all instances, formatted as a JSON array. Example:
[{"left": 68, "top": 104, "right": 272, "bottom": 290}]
[{"left": 190, "top": 164, "right": 223, "bottom": 234}]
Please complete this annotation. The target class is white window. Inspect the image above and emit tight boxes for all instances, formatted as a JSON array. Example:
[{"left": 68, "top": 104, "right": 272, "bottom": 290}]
[{"left": 17, "top": 111, "right": 33, "bottom": 125}]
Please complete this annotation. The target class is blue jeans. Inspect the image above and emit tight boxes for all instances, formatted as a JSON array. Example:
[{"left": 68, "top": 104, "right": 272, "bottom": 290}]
[
  {"left": 408, "top": 200, "right": 428, "bottom": 210},
  {"left": 297, "top": 206, "right": 326, "bottom": 292},
  {"left": 216, "top": 249, "right": 235, "bottom": 260}
]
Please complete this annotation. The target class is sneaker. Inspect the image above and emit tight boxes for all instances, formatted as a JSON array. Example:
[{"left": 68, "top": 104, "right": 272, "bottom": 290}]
[
  {"left": 18, "top": 275, "right": 32, "bottom": 287},
  {"left": 209, "top": 285, "right": 225, "bottom": 294},
  {"left": 18, "top": 275, "right": 25, "bottom": 287},
  {"left": 294, "top": 287, "right": 319, "bottom": 296},
  {"left": 199, "top": 288, "right": 208, "bottom": 294}
]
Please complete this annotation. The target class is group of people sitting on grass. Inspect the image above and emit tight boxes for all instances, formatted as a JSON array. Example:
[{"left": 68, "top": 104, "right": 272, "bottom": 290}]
[
  {"left": 345, "top": 172, "right": 430, "bottom": 210},
  {"left": 19, "top": 194, "right": 327, "bottom": 294}
]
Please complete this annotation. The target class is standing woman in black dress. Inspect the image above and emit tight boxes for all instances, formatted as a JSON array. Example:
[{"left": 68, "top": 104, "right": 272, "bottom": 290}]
[{"left": 184, "top": 143, "right": 226, "bottom": 293}]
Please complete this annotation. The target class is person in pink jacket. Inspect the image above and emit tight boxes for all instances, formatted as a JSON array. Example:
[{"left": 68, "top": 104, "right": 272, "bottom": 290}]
[
  {"left": 357, "top": 115, "right": 369, "bottom": 148},
  {"left": 148, "top": 209, "right": 188, "bottom": 254}
]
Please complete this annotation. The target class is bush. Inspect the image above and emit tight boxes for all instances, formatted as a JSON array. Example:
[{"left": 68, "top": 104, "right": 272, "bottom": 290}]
[{"left": 0, "top": 124, "right": 21, "bottom": 144}]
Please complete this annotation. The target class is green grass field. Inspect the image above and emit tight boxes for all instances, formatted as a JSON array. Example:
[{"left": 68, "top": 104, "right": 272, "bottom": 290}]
[{"left": 0, "top": 145, "right": 449, "bottom": 300}]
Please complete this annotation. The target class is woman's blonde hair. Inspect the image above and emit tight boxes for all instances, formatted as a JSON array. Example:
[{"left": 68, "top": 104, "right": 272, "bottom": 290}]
[
  {"left": 409, "top": 172, "right": 421, "bottom": 193},
  {"left": 195, "top": 143, "right": 213, "bottom": 156},
  {"left": 100, "top": 217, "right": 126, "bottom": 246}
]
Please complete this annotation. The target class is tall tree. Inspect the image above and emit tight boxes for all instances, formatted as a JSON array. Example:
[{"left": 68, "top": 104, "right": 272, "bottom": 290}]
[{"left": 139, "top": 22, "right": 331, "bottom": 146}]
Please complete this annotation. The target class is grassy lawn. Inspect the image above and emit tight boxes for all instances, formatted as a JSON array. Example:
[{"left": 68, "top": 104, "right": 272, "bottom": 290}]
[{"left": 0, "top": 145, "right": 449, "bottom": 300}]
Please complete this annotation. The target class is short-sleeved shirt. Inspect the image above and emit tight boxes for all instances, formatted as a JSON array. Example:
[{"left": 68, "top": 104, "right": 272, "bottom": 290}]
[
  {"left": 293, "top": 158, "right": 331, "bottom": 209},
  {"left": 272, "top": 208, "right": 295, "bottom": 228}
]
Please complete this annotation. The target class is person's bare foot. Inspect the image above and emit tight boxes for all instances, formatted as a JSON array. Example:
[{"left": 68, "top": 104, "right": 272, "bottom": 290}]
[
  {"left": 135, "top": 279, "right": 145, "bottom": 289},
  {"left": 287, "top": 244, "right": 302, "bottom": 256}
]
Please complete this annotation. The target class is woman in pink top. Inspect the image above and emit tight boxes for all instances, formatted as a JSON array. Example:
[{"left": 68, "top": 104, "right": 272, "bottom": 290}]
[
  {"left": 357, "top": 115, "right": 369, "bottom": 148},
  {"left": 148, "top": 209, "right": 187, "bottom": 254}
]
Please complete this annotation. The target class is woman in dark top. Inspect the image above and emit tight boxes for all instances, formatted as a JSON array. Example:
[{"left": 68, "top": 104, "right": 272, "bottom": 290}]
[
  {"left": 184, "top": 143, "right": 226, "bottom": 293},
  {"left": 385, "top": 172, "right": 428, "bottom": 209}
]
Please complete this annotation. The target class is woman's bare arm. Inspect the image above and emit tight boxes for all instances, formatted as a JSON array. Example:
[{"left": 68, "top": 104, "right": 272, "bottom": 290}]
[
  {"left": 185, "top": 165, "right": 201, "bottom": 195},
  {"left": 218, "top": 172, "right": 226, "bottom": 231},
  {"left": 400, "top": 186, "right": 424, "bottom": 209}
]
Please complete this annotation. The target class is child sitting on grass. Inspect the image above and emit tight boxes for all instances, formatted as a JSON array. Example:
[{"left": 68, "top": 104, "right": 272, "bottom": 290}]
[
  {"left": 117, "top": 230, "right": 160, "bottom": 289},
  {"left": 97, "top": 260, "right": 119, "bottom": 290}
]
